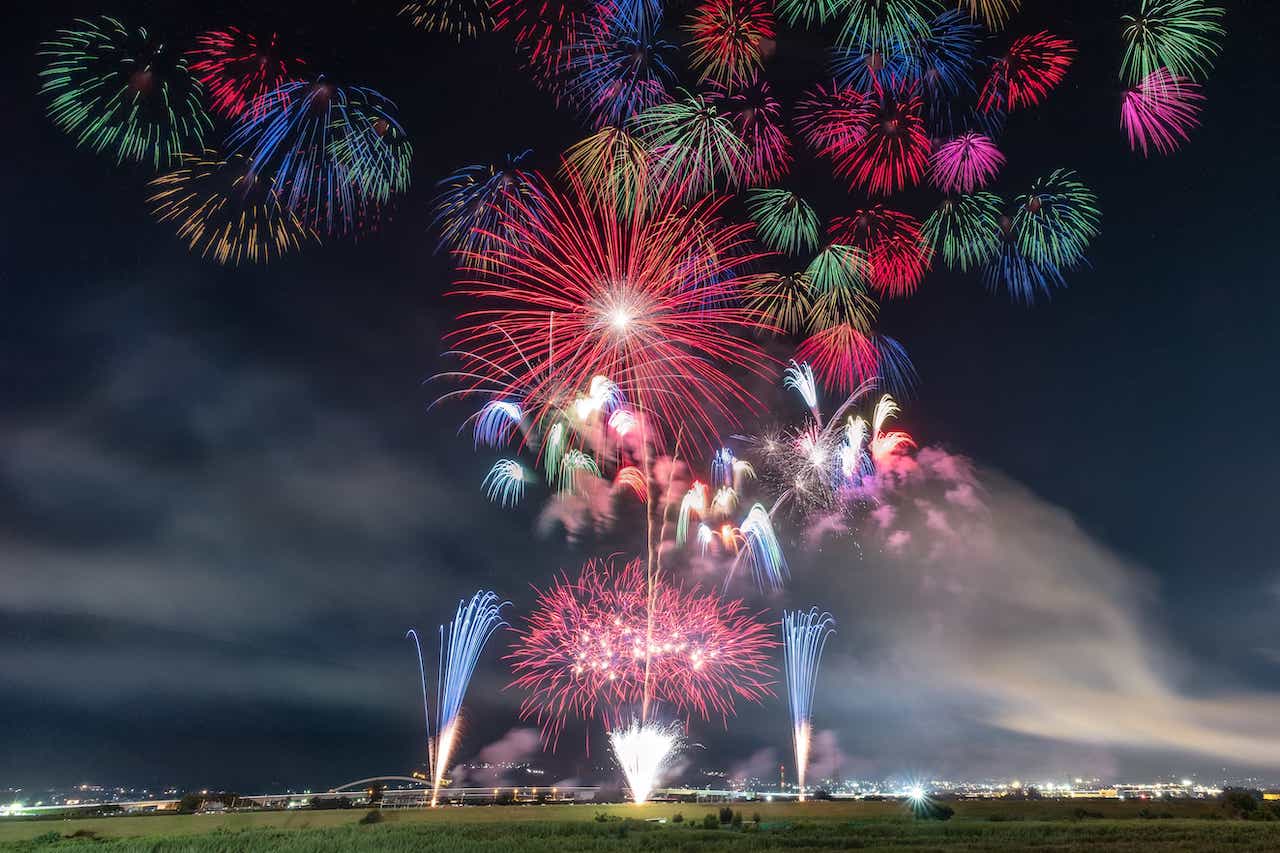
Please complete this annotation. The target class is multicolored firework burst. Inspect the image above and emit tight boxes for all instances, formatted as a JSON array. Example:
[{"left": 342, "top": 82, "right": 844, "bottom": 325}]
[
  {"left": 929, "top": 132, "right": 1004, "bottom": 193},
  {"left": 399, "top": 0, "right": 495, "bottom": 40},
  {"left": 984, "top": 174, "right": 1099, "bottom": 305},
  {"left": 921, "top": 192, "right": 1002, "bottom": 273},
  {"left": 829, "top": 206, "right": 931, "bottom": 298},
  {"left": 445, "top": 171, "right": 773, "bottom": 450},
  {"left": 629, "top": 90, "right": 748, "bottom": 196},
  {"left": 559, "top": 1, "right": 677, "bottom": 129},
  {"left": 744, "top": 271, "right": 817, "bottom": 334},
  {"left": 705, "top": 74, "right": 792, "bottom": 184},
  {"left": 783, "top": 608, "right": 835, "bottom": 801},
  {"left": 188, "top": 28, "right": 304, "bottom": 121},
  {"left": 330, "top": 89, "right": 414, "bottom": 205},
  {"left": 227, "top": 77, "right": 406, "bottom": 235},
  {"left": 39, "top": 16, "right": 212, "bottom": 169},
  {"left": 507, "top": 557, "right": 776, "bottom": 744},
  {"left": 795, "top": 81, "right": 870, "bottom": 161},
  {"left": 431, "top": 151, "right": 541, "bottom": 262},
  {"left": 744, "top": 189, "right": 820, "bottom": 256},
  {"left": 1120, "top": 0, "right": 1226, "bottom": 84},
  {"left": 1121, "top": 68, "right": 1204, "bottom": 156},
  {"left": 744, "top": 366, "right": 915, "bottom": 513},
  {"left": 685, "top": 0, "right": 777, "bottom": 86},
  {"left": 979, "top": 31, "right": 1075, "bottom": 113},
  {"left": 148, "top": 151, "right": 319, "bottom": 265},
  {"left": 561, "top": 126, "right": 652, "bottom": 214}
]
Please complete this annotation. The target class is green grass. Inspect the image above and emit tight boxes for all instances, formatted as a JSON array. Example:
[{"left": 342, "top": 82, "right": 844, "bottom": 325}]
[{"left": 3, "top": 801, "right": 1279, "bottom": 851}]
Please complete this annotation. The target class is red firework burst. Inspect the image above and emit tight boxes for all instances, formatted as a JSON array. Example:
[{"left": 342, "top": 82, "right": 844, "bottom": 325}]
[
  {"left": 507, "top": 557, "right": 777, "bottom": 744},
  {"left": 686, "top": 0, "right": 776, "bottom": 86},
  {"left": 188, "top": 28, "right": 305, "bottom": 121},
  {"left": 826, "top": 84, "right": 930, "bottom": 196},
  {"left": 447, "top": 172, "right": 776, "bottom": 448},
  {"left": 705, "top": 74, "right": 792, "bottom": 184},
  {"left": 979, "top": 31, "right": 1076, "bottom": 113},
  {"left": 794, "top": 81, "right": 870, "bottom": 161},
  {"left": 795, "top": 323, "right": 884, "bottom": 395},
  {"left": 830, "top": 206, "right": 931, "bottom": 298},
  {"left": 491, "top": 0, "right": 597, "bottom": 83}
]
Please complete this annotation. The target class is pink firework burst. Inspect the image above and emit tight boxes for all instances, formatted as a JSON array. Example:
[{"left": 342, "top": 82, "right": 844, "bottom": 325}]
[
  {"left": 507, "top": 557, "right": 777, "bottom": 745},
  {"left": 794, "top": 81, "right": 871, "bottom": 160},
  {"left": 830, "top": 207, "right": 931, "bottom": 298},
  {"left": 705, "top": 73, "right": 792, "bottom": 185},
  {"left": 446, "top": 171, "right": 776, "bottom": 448},
  {"left": 829, "top": 84, "right": 930, "bottom": 196},
  {"left": 979, "top": 31, "right": 1075, "bottom": 113},
  {"left": 1121, "top": 68, "right": 1204, "bottom": 156},
  {"left": 929, "top": 133, "right": 1005, "bottom": 194},
  {"left": 794, "top": 324, "right": 884, "bottom": 396}
]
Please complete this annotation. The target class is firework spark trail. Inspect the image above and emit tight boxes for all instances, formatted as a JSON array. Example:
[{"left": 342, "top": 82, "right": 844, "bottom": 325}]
[
  {"left": 430, "top": 590, "right": 510, "bottom": 805},
  {"left": 405, "top": 628, "right": 434, "bottom": 783},
  {"left": 609, "top": 718, "right": 683, "bottom": 804},
  {"left": 783, "top": 608, "right": 836, "bottom": 801}
]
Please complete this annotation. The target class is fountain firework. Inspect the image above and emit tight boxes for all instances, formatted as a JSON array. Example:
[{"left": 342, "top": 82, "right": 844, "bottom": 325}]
[{"left": 782, "top": 608, "right": 836, "bottom": 801}]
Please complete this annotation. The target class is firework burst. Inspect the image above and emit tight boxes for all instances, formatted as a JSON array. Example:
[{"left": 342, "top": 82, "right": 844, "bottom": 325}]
[
  {"left": 929, "top": 132, "right": 1004, "bottom": 194},
  {"left": 629, "top": 90, "right": 749, "bottom": 196},
  {"left": 705, "top": 74, "right": 792, "bottom": 185},
  {"left": 491, "top": 0, "right": 597, "bottom": 82},
  {"left": 431, "top": 152, "right": 542, "bottom": 263},
  {"left": 188, "top": 28, "right": 304, "bottom": 121},
  {"left": 148, "top": 151, "right": 319, "bottom": 265},
  {"left": 399, "top": 0, "right": 495, "bottom": 40},
  {"left": 830, "top": 207, "right": 931, "bottom": 298},
  {"left": 560, "top": 1, "right": 677, "bottom": 129},
  {"left": 831, "top": 84, "right": 931, "bottom": 196},
  {"left": 1121, "top": 0, "right": 1226, "bottom": 84},
  {"left": 745, "top": 190, "right": 820, "bottom": 256},
  {"left": 507, "top": 557, "right": 776, "bottom": 744},
  {"left": 227, "top": 77, "right": 402, "bottom": 235},
  {"left": 743, "top": 272, "right": 817, "bottom": 334},
  {"left": 921, "top": 192, "right": 1002, "bottom": 272},
  {"left": 979, "top": 31, "right": 1075, "bottom": 113},
  {"left": 39, "top": 16, "right": 212, "bottom": 169},
  {"left": 1121, "top": 68, "right": 1204, "bottom": 156},
  {"left": 446, "top": 170, "right": 773, "bottom": 448},
  {"left": 686, "top": 0, "right": 777, "bottom": 86},
  {"left": 834, "top": 0, "right": 939, "bottom": 57},
  {"left": 957, "top": 0, "right": 1019, "bottom": 30},
  {"left": 1013, "top": 169, "right": 1100, "bottom": 272}
]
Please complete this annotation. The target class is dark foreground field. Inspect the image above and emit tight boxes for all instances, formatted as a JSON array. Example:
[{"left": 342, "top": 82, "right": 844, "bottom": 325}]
[{"left": 4, "top": 801, "right": 1280, "bottom": 851}]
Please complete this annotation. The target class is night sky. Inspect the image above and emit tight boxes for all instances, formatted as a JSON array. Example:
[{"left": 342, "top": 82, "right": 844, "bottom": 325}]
[{"left": 3, "top": 0, "right": 1279, "bottom": 792}]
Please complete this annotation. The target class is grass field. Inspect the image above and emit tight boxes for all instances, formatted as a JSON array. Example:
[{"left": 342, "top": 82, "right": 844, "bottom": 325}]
[{"left": 3, "top": 800, "right": 1280, "bottom": 851}]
